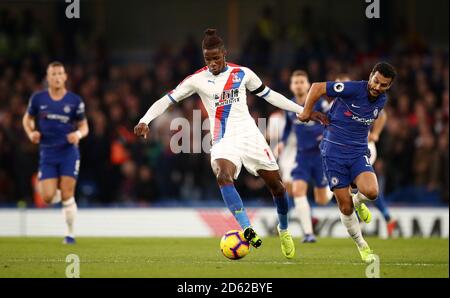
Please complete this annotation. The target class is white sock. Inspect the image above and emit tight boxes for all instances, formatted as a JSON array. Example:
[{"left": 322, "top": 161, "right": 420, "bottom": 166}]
[
  {"left": 340, "top": 211, "right": 367, "bottom": 248},
  {"left": 62, "top": 197, "right": 77, "bottom": 238},
  {"left": 294, "top": 196, "right": 313, "bottom": 235},
  {"left": 50, "top": 190, "right": 62, "bottom": 204},
  {"left": 325, "top": 187, "right": 334, "bottom": 204},
  {"left": 352, "top": 191, "right": 370, "bottom": 208}
]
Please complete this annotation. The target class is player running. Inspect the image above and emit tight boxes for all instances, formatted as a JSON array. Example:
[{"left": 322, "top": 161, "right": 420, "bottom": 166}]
[
  {"left": 336, "top": 74, "right": 397, "bottom": 238},
  {"left": 23, "top": 61, "right": 89, "bottom": 244},
  {"left": 275, "top": 70, "right": 333, "bottom": 243},
  {"left": 298, "top": 62, "right": 397, "bottom": 263},
  {"left": 134, "top": 29, "right": 328, "bottom": 259}
]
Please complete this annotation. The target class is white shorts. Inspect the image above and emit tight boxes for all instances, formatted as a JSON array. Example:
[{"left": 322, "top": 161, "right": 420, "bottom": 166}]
[
  {"left": 278, "top": 133, "right": 296, "bottom": 182},
  {"left": 210, "top": 133, "right": 279, "bottom": 179}
]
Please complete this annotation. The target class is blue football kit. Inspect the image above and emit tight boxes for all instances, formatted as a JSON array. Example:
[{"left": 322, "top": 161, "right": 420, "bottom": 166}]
[
  {"left": 27, "top": 90, "right": 85, "bottom": 180},
  {"left": 320, "top": 81, "right": 387, "bottom": 189}
]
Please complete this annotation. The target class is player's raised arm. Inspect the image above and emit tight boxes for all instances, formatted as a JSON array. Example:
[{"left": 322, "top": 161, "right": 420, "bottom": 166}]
[
  {"left": 246, "top": 68, "right": 329, "bottom": 125},
  {"left": 134, "top": 75, "right": 196, "bottom": 138}
]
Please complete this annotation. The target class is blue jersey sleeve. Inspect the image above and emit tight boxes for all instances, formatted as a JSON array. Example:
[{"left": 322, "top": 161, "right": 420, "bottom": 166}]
[
  {"left": 27, "top": 93, "right": 38, "bottom": 116},
  {"left": 75, "top": 97, "right": 86, "bottom": 121},
  {"left": 326, "top": 81, "right": 361, "bottom": 99},
  {"left": 281, "top": 112, "right": 292, "bottom": 143}
]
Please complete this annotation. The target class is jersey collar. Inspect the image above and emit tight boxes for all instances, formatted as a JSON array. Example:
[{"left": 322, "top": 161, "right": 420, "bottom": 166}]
[{"left": 208, "top": 65, "right": 229, "bottom": 76}]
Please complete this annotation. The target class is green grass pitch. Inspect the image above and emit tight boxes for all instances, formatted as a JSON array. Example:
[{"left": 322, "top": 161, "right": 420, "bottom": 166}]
[{"left": 0, "top": 237, "right": 448, "bottom": 278}]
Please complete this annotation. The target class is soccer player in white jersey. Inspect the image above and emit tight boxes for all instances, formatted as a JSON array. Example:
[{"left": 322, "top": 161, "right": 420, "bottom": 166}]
[{"left": 134, "top": 29, "right": 328, "bottom": 259}]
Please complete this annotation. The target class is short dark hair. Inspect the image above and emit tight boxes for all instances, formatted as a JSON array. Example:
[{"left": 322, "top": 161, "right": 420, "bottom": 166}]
[
  {"left": 291, "top": 70, "right": 308, "bottom": 79},
  {"left": 371, "top": 62, "right": 397, "bottom": 82},
  {"left": 202, "top": 28, "right": 224, "bottom": 50},
  {"left": 47, "top": 61, "right": 65, "bottom": 70}
]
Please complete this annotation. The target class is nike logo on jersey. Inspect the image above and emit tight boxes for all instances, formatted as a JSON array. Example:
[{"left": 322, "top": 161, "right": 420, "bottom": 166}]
[
  {"left": 40, "top": 105, "right": 48, "bottom": 110},
  {"left": 351, "top": 104, "right": 361, "bottom": 108}
]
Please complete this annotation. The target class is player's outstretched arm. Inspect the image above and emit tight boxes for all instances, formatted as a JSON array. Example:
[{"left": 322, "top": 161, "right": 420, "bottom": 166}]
[
  {"left": 247, "top": 68, "right": 329, "bottom": 125},
  {"left": 135, "top": 72, "right": 195, "bottom": 139},
  {"left": 260, "top": 88, "right": 304, "bottom": 114},
  {"left": 134, "top": 96, "right": 174, "bottom": 138},
  {"left": 22, "top": 113, "right": 40, "bottom": 144},
  {"left": 298, "top": 82, "right": 327, "bottom": 122},
  {"left": 261, "top": 88, "right": 329, "bottom": 125}
]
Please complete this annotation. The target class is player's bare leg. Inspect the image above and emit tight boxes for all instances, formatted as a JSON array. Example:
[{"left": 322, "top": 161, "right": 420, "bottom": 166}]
[
  {"left": 354, "top": 171, "right": 379, "bottom": 200},
  {"left": 314, "top": 187, "right": 333, "bottom": 206},
  {"left": 39, "top": 178, "right": 61, "bottom": 205},
  {"left": 212, "top": 159, "right": 261, "bottom": 248},
  {"left": 284, "top": 181, "right": 293, "bottom": 197},
  {"left": 334, "top": 187, "right": 375, "bottom": 263},
  {"left": 352, "top": 171, "right": 379, "bottom": 223},
  {"left": 60, "top": 176, "right": 78, "bottom": 244},
  {"left": 292, "top": 179, "right": 315, "bottom": 243},
  {"left": 258, "top": 170, "right": 295, "bottom": 258}
]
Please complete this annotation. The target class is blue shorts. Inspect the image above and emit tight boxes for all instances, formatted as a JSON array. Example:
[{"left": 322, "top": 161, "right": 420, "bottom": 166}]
[
  {"left": 321, "top": 154, "right": 374, "bottom": 190},
  {"left": 291, "top": 150, "right": 328, "bottom": 188},
  {"left": 38, "top": 145, "right": 80, "bottom": 180}
]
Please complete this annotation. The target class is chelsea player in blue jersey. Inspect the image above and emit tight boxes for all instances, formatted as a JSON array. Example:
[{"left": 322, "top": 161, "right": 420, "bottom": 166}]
[
  {"left": 298, "top": 62, "right": 397, "bottom": 263},
  {"left": 23, "top": 62, "right": 89, "bottom": 244},
  {"left": 336, "top": 74, "right": 397, "bottom": 238},
  {"left": 275, "top": 71, "right": 333, "bottom": 243}
]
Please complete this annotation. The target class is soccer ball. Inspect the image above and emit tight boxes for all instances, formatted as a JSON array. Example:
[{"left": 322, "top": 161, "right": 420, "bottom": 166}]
[{"left": 220, "top": 230, "right": 250, "bottom": 260}]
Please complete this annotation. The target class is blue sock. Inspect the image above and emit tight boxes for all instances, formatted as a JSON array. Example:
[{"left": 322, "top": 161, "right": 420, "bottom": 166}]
[
  {"left": 219, "top": 184, "right": 251, "bottom": 229},
  {"left": 374, "top": 192, "right": 391, "bottom": 222},
  {"left": 274, "top": 192, "right": 289, "bottom": 230}
]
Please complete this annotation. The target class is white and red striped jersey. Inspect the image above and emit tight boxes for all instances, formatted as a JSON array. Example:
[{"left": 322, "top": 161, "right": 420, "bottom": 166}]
[{"left": 167, "top": 63, "right": 270, "bottom": 144}]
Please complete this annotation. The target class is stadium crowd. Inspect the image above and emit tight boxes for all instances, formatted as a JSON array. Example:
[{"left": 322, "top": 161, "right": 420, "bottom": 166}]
[{"left": 0, "top": 8, "right": 448, "bottom": 206}]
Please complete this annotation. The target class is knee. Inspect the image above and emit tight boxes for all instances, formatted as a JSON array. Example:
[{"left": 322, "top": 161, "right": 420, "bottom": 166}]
[
  {"left": 40, "top": 189, "right": 56, "bottom": 204},
  {"left": 292, "top": 185, "right": 305, "bottom": 197},
  {"left": 315, "top": 195, "right": 328, "bottom": 206},
  {"left": 269, "top": 180, "right": 286, "bottom": 198},
  {"left": 216, "top": 171, "right": 234, "bottom": 187},
  {"left": 361, "top": 187, "right": 378, "bottom": 201},
  {"left": 338, "top": 202, "right": 353, "bottom": 216},
  {"left": 61, "top": 190, "right": 74, "bottom": 201}
]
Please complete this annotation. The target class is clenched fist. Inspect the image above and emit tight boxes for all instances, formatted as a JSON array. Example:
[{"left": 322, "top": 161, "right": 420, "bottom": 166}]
[
  {"left": 28, "top": 131, "right": 41, "bottom": 144},
  {"left": 67, "top": 132, "right": 81, "bottom": 145},
  {"left": 368, "top": 132, "right": 380, "bottom": 143},
  {"left": 134, "top": 123, "right": 150, "bottom": 139},
  {"left": 297, "top": 111, "right": 330, "bottom": 126}
]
